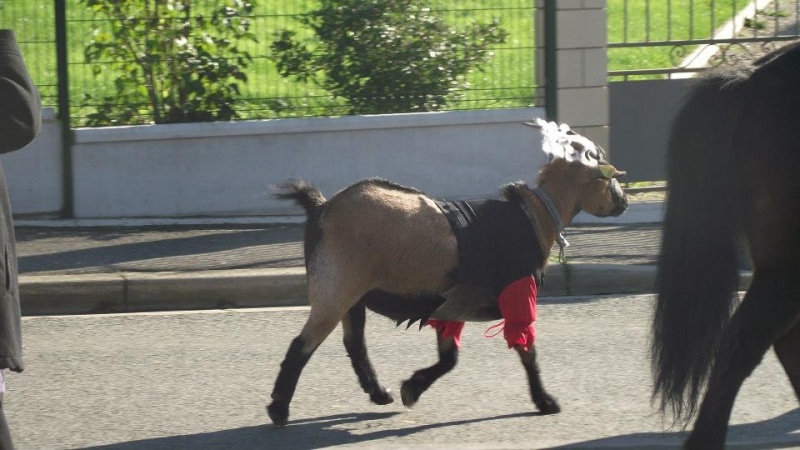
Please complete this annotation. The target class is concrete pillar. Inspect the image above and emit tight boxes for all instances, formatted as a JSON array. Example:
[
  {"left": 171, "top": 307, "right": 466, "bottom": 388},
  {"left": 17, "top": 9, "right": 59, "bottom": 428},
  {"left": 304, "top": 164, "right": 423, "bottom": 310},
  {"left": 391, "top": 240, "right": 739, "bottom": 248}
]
[{"left": 536, "top": 0, "right": 609, "bottom": 153}]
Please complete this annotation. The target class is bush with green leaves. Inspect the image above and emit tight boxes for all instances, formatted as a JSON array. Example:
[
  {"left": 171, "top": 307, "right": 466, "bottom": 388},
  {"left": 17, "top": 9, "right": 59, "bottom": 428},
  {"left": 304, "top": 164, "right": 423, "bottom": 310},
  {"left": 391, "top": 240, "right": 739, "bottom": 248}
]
[
  {"left": 80, "top": 0, "right": 257, "bottom": 126},
  {"left": 270, "top": 0, "right": 508, "bottom": 115}
]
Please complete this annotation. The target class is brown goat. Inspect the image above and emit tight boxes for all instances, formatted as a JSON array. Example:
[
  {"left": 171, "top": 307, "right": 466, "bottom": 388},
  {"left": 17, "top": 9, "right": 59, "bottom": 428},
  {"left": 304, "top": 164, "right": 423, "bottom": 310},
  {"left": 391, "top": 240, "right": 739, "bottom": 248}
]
[{"left": 267, "top": 119, "right": 628, "bottom": 426}]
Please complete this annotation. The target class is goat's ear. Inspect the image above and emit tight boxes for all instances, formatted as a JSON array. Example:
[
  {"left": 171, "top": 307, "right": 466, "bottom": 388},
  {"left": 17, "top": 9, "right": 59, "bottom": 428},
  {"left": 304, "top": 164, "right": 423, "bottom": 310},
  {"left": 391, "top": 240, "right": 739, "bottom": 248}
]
[
  {"left": 595, "top": 165, "right": 627, "bottom": 180},
  {"left": 523, "top": 121, "right": 541, "bottom": 129}
]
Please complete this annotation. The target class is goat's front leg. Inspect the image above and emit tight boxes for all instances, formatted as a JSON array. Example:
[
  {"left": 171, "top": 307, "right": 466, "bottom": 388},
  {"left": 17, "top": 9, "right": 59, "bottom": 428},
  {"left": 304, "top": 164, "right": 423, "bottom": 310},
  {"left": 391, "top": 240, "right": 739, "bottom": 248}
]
[
  {"left": 516, "top": 344, "right": 560, "bottom": 414},
  {"left": 401, "top": 324, "right": 460, "bottom": 407}
]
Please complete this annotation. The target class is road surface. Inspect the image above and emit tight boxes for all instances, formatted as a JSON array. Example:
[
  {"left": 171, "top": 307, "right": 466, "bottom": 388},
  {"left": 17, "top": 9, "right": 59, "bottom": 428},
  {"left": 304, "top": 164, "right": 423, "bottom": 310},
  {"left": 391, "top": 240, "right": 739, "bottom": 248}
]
[{"left": 6, "top": 294, "right": 800, "bottom": 449}]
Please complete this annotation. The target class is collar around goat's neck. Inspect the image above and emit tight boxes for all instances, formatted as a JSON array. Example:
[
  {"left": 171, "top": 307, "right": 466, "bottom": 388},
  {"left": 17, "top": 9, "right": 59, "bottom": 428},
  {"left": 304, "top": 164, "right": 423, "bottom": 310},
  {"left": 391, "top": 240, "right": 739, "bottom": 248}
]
[{"left": 531, "top": 186, "right": 570, "bottom": 261}]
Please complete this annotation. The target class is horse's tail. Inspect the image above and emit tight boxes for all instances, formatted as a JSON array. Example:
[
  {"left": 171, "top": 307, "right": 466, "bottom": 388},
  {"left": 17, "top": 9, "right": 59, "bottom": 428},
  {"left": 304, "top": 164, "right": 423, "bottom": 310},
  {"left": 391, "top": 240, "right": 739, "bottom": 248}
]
[
  {"left": 273, "top": 179, "right": 327, "bottom": 265},
  {"left": 652, "top": 66, "right": 752, "bottom": 423},
  {"left": 273, "top": 179, "right": 326, "bottom": 215}
]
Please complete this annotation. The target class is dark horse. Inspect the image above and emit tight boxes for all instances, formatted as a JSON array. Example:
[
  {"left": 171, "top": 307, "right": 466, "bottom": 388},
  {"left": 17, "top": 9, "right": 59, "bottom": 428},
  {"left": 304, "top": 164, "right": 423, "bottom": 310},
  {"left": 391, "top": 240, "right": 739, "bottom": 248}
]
[{"left": 653, "top": 40, "right": 800, "bottom": 449}]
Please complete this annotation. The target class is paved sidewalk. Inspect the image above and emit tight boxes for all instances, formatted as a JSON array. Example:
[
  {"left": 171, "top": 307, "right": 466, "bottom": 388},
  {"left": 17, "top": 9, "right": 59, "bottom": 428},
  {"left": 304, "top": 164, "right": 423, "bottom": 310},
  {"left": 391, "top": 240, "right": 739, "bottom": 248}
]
[{"left": 12, "top": 200, "right": 714, "bottom": 316}]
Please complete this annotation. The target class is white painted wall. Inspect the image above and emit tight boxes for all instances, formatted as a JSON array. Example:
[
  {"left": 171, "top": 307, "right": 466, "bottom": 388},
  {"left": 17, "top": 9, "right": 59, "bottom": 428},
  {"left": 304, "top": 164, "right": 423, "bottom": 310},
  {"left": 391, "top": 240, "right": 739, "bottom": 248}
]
[
  {"left": 0, "top": 2, "right": 617, "bottom": 220},
  {"left": 2, "top": 108, "right": 550, "bottom": 219},
  {"left": 1, "top": 108, "right": 64, "bottom": 216}
]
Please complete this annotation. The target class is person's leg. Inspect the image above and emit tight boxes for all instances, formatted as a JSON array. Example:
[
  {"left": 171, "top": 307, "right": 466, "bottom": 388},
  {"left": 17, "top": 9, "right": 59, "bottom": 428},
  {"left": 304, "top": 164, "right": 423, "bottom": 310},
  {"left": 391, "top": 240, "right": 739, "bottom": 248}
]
[
  {"left": 0, "top": 370, "right": 14, "bottom": 450},
  {"left": 0, "top": 399, "right": 13, "bottom": 450}
]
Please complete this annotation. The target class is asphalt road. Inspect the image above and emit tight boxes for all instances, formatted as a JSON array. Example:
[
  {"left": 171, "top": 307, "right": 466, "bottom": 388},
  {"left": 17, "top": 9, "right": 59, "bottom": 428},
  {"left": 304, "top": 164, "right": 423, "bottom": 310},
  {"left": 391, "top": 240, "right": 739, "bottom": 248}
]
[{"left": 6, "top": 295, "right": 800, "bottom": 449}]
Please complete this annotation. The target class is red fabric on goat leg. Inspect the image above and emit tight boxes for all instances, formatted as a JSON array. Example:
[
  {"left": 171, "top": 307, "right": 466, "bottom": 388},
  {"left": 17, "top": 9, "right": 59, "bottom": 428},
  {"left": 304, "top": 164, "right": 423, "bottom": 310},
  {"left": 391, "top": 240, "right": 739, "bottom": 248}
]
[
  {"left": 426, "top": 320, "right": 465, "bottom": 348},
  {"left": 496, "top": 275, "right": 538, "bottom": 352}
]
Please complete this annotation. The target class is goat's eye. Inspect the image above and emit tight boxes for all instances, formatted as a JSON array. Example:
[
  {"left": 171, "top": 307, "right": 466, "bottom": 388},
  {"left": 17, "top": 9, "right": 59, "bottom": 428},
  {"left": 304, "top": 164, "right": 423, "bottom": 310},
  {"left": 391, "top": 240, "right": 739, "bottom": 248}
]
[{"left": 571, "top": 141, "right": 584, "bottom": 152}]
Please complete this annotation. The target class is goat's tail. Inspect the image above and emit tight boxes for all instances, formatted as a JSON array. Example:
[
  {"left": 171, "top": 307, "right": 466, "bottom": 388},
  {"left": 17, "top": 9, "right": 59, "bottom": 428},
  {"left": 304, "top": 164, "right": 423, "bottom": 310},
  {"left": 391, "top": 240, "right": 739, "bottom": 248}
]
[
  {"left": 273, "top": 179, "right": 326, "bottom": 215},
  {"left": 273, "top": 179, "right": 327, "bottom": 266},
  {"left": 652, "top": 65, "right": 751, "bottom": 425}
]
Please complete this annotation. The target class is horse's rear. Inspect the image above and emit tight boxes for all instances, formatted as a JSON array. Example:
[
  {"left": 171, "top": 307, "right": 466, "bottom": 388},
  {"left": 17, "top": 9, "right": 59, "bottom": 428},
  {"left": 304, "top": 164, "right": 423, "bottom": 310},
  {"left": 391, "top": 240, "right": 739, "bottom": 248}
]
[{"left": 653, "top": 41, "right": 800, "bottom": 449}]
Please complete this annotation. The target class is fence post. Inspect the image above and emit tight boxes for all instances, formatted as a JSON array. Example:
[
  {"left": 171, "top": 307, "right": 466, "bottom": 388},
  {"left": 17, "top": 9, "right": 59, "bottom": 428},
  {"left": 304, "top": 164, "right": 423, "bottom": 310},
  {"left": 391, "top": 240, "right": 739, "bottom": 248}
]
[
  {"left": 55, "top": 0, "right": 74, "bottom": 218},
  {"left": 536, "top": 0, "right": 609, "bottom": 153},
  {"left": 543, "top": 0, "right": 557, "bottom": 121}
]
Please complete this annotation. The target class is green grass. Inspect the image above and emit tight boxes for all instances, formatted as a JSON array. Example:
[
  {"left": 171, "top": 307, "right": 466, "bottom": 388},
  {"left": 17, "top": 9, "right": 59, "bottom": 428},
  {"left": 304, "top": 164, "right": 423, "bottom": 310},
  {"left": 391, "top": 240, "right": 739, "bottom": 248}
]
[
  {"left": 235, "top": 0, "right": 537, "bottom": 117},
  {"left": 2, "top": 2, "right": 59, "bottom": 107},
  {"left": 621, "top": 180, "right": 666, "bottom": 189},
  {"left": 608, "top": 0, "right": 751, "bottom": 79},
  {"left": 0, "top": 0, "right": 756, "bottom": 122}
]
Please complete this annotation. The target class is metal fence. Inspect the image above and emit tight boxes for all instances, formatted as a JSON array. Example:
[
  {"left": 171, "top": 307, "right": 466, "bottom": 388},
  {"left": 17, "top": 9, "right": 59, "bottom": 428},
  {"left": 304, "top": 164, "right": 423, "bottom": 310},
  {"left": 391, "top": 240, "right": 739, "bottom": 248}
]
[
  {"left": 15, "top": 1, "right": 797, "bottom": 126},
  {"left": 5, "top": 2, "right": 59, "bottom": 111},
  {"left": 4, "top": 1, "right": 538, "bottom": 127},
  {"left": 608, "top": 0, "right": 800, "bottom": 80}
]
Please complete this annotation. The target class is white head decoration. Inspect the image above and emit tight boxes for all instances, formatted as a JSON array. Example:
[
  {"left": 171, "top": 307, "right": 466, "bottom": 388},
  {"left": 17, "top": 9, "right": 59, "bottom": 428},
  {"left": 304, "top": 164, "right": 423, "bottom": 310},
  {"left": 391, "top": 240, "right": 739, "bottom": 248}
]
[{"left": 529, "top": 117, "right": 601, "bottom": 168}]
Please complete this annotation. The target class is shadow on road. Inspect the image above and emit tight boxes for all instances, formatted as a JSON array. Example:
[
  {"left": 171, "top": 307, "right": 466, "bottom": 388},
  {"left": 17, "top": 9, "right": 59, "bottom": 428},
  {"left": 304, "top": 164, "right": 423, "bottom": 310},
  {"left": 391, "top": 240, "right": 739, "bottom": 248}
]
[
  {"left": 550, "top": 408, "right": 800, "bottom": 449},
  {"left": 80, "top": 408, "right": 800, "bottom": 449},
  {"left": 17, "top": 228, "right": 304, "bottom": 274},
  {"left": 82, "top": 410, "right": 540, "bottom": 449}
]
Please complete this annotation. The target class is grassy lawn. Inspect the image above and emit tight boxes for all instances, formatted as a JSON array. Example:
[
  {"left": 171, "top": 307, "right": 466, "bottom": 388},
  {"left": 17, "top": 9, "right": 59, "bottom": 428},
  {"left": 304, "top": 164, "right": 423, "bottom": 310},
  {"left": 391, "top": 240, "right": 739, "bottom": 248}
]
[
  {"left": 0, "top": 0, "right": 752, "bottom": 122},
  {"left": 2, "top": 2, "right": 60, "bottom": 107},
  {"left": 608, "top": 0, "right": 749, "bottom": 79},
  {"left": 234, "top": 0, "right": 535, "bottom": 117}
]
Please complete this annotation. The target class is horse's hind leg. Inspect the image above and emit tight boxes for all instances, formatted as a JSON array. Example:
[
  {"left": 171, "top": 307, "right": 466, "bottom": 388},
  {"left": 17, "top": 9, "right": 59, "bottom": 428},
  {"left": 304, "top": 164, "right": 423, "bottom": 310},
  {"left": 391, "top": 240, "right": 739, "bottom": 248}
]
[
  {"left": 773, "top": 318, "right": 800, "bottom": 401},
  {"left": 267, "top": 306, "right": 344, "bottom": 426},
  {"left": 341, "top": 303, "right": 394, "bottom": 405},
  {"left": 401, "top": 328, "right": 459, "bottom": 407},
  {"left": 516, "top": 344, "right": 560, "bottom": 414},
  {"left": 686, "top": 267, "right": 800, "bottom": 450}
]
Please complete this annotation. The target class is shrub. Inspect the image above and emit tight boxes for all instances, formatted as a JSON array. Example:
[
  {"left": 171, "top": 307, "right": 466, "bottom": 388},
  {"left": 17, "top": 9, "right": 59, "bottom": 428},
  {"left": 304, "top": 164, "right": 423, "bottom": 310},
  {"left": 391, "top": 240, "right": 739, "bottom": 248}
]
[
  {"left": 80, "top": 0, "right": 257, "bottom": 126},
  {"left": 270, "top": 0, "right": 508, "bottom": 115}
]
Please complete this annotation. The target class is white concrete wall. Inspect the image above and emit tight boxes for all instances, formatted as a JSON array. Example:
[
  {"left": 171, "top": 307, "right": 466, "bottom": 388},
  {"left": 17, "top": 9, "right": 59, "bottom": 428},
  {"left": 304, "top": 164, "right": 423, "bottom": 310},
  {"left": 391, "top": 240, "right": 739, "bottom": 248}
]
[
  {"left": 2, "top": 108, "right": 549, "bottom": 219},
  {"left": 0, "top": 2, "right": 615, "bottom": 220},
  {"left": 1, "top": 108, "right": 64, "bottom": 216}
]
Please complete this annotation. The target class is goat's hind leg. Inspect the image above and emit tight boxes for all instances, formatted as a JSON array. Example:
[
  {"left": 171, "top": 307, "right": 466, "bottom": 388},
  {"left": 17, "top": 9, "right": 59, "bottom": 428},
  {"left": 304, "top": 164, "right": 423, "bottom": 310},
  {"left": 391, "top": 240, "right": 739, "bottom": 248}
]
[
  {"left": 401, "top": 326, "right": 459, "bottom": 407},
  {"left": 342, "top": 303, "right": 394, "bottom": 405},
  {"left": 267, "top": 307, "right": 343, "bottom": 426},
  {"left": 516, "top": 344, "right": 560, "bottom": 414}
]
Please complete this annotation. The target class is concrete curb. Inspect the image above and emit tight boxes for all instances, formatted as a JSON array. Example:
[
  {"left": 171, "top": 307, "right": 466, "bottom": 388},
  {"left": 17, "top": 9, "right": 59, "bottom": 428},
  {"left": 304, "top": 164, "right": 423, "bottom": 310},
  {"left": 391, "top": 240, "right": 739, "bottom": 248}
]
[
  {"left": 540, "top": 263, "right": 657, "bottom": 297},
  {"left": 20, "top": 263, "right": 752, "bottom": 316},
  {"left": 19, "top": 268, "right": 307, "bottom": 316},
  {"left": 540, "top": 263, "right": 752, "bottom": 297},
  {"left": 19, "top": 264, "right": 754, "bottom": 316}
]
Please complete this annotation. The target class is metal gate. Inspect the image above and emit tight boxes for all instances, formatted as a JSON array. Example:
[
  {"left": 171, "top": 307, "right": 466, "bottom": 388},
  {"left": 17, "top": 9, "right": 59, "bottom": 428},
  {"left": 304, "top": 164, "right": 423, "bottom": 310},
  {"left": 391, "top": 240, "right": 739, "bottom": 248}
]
[{"left": 608, "top": 0, "right": 800, "bottom": 182}]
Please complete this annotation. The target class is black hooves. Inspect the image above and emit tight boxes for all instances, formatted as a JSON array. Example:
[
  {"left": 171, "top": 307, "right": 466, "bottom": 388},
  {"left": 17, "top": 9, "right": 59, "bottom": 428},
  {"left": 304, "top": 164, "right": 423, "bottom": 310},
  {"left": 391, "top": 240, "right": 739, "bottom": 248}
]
[
  {"left": 400, "top": 379, "right": 423, "bottom": 407},
  {"left": 536, "top": 394, "right": 561, "bottom": 415},
  {"left": 370, "top": 389, "right": 395, "bottom": 405},
  {"left": 267, "top": 400, "right": 290, "bottom": 426}
]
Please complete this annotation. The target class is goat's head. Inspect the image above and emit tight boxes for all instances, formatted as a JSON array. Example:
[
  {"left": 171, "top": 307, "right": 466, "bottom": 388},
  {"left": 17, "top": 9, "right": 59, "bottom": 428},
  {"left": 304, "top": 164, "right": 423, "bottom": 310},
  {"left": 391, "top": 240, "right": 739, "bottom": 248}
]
[{"left": 525, "top": 118, "right": 628, "bottom": 217}]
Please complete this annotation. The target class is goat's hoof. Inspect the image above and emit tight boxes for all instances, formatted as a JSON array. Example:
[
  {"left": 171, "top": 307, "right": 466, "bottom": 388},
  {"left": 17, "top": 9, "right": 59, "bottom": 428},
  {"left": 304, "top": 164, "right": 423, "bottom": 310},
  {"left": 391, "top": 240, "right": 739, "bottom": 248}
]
[
  {"left": 536, "top": 395, "right": 561, "bottom": 415},
  {"left": 267, "top": 400, "right": 290, "bottom": 426},
  {"left": 370, "top": 388, "right": 395, "bottom": 405},
  {"left": 400, "top": 379, "right": 422, "bottom": 408}
]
